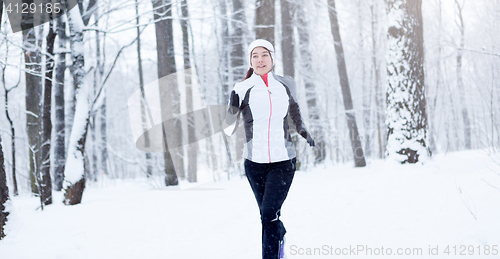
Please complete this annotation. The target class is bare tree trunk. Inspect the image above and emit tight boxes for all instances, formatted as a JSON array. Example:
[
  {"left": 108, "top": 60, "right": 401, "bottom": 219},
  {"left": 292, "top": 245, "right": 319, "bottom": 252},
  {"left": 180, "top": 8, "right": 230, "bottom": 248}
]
[
  {"left": 455, "top": 0, "right": 471, "bottom": 150},
  {"left": 63, "top": 3, "right": 89, "bottom": 205},
  {"left": 100, "top": 96, "right": 107, "bottom": 175},
  {"left": 255, "top": 0, "right": 275, "bottom": 42},
  {"left": 428, "top": 0, "right": 441, "bottom": 153},
  {"left": 445, "top": 81, "right": 459, "bottom": 152},
  {"left": 371, "top": 2, "right": 384, "bottom": 159},
  {"left": 91, "top": 5, "right": 105, "bottom": 179},
  {"left": 296, "top": 4, "right": 326, "bottom": 163},
  {"left": 386, "top": 0, "right": 430, "bottom": 163},
  {"left": 209, "top": 135, "right": 218, "bottom": 172},
  {"left": 220, "top": 0, "right": 230, "bottom": 99},
  {"left": 0, "top": 6, "right": 9, "bottom": 226},
  {"left": 230, "top": 0, "right": 247, "bottom": 169},
  {"left": 328, "top": 0, "right": 366, "bottom": 167},
  {"left": 281, "top": 0, "right": 295, "bottom": 78},
  {"left": 40, "top": 20, "right": 56, "bottom": 206},
  {"left": 90, "top": 118, "right": 97, "bottom": 180},
  {"left": 1, "top": 44, "right": 19, "bottom": 196},
  {"left": 335, "top": 96, "right": 341, "bottom": 163},
  {"left": 0, "top": 135, "right": 9, "bottom": 240},
  {"left": 180, "top": 0, "right": 197, "bottom": 182},
  {"left": 280, "top": 0, "right": 301, "bottom": 168},
  {"left": 230, "top": 0, "right": 247, "bottom": 80},
  {"left": 151, "top": 0, "right": 180, "bottom": 185},
  {"left": 67, "top": 24, "right": 78, "bottom": 151},
  {"left": 90, "top": 92, "right": 97, "bottom": 180},
  {"left": 135, "top": 0, "right": 152, "bottom": 177},
  {"left": 0, "top": 2, "right": 2, "bottom": 31},
  {"left": 54, "top": 14, "right": 67, "bottom": 191},
  {"left": 359, "top": 0, "right": 371, "bottom": 158},
  {"left": 35, "top": 25, "right": 44, "bottom": 204},
  {"left": 22, "top": 27, "right": 42, "bottom": 194}
]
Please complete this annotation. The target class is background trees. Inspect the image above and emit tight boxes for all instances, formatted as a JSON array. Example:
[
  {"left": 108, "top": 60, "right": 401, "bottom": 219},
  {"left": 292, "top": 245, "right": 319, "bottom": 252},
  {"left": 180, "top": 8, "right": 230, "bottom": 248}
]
[
  {"left": 386, "top": 0, "right": 429, "bottom": 163},
  {"left": 152, "top": 0, "right": 181, "bottom": 186},
  {"left": 0, "top": 0, "right": 498, "bottom": 211},
  {"left": 328, "top": 0, "right": 366, "bottom": 167}
]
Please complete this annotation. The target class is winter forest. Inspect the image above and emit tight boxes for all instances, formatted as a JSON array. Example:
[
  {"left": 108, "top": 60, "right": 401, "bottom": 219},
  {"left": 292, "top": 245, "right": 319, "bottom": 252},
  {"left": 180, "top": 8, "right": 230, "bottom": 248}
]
[{"left": 0, "top": 0, "right": 500, "bottom": 257}]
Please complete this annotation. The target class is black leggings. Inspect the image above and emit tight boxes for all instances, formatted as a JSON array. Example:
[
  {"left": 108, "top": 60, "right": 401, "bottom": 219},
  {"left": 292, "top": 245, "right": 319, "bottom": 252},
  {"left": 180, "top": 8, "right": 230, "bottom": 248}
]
[{"left": 244, "top": 158, "right": 296, "bottom": 259}]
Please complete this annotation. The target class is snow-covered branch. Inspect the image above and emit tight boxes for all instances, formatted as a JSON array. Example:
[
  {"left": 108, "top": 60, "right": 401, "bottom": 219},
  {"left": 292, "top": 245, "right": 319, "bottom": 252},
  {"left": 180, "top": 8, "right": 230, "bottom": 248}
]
[{"left": 458, "top": 47, "right": 500, "bottom": 57}]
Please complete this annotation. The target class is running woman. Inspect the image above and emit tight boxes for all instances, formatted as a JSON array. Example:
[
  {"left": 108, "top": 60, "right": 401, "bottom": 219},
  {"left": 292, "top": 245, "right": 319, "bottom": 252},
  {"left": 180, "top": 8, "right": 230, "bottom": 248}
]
[{"left": 225, "top": 39, "right": 315, "bottom": 259}]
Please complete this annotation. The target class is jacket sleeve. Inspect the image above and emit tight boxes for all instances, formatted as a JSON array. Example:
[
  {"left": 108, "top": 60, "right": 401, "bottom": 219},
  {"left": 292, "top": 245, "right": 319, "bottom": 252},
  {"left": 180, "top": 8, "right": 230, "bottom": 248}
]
[
  {"left": 224, "top": 89, "right": 241, "bottom": 136},
  {"left": 288, "top": 92, "right": 310, "bottom": 140},
  {"left": 282, "top": 76, "right": 311, "bottom": 140}
]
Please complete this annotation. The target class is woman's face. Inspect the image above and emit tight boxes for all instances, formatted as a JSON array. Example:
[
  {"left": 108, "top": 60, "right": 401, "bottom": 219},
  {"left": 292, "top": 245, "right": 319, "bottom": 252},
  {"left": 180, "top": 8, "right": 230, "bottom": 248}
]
[{"left": 251, "top": 47, "right": 273, "bottom": 76}]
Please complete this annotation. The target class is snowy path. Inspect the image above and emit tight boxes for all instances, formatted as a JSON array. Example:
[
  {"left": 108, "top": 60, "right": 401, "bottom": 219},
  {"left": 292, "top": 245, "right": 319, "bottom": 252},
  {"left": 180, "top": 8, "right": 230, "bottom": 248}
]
[{"left": 1, "top": 150, "right": 500, "bottom": 259}]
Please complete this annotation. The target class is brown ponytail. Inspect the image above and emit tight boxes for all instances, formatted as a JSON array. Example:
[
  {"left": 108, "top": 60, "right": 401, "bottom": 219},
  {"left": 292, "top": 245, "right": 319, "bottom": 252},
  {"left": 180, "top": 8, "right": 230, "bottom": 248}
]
[{"left": 244, "top": 67, "right": 253, "bottom": 80}]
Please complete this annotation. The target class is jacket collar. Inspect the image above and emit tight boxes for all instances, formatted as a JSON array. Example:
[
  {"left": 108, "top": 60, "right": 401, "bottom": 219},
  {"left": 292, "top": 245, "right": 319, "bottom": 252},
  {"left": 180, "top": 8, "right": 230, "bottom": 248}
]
[{"left": 250, "top": 71, "right": 275, "bottom": 86}]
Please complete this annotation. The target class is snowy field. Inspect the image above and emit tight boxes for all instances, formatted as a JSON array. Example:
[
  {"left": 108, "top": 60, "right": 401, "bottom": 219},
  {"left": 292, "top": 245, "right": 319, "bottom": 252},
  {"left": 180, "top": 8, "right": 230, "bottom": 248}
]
[{"left": 1, "top": 149, "right": 500, "bottom": 259}]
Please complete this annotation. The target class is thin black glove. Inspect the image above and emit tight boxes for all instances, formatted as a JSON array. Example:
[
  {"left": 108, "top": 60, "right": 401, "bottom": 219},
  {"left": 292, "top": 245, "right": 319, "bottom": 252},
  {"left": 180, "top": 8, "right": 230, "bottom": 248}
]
[
  {"left": 299, "top": 129, "right": 315, "bottom": 147},
  {"left": 307, "top": 136, "right": 315, "bottom": 147}
]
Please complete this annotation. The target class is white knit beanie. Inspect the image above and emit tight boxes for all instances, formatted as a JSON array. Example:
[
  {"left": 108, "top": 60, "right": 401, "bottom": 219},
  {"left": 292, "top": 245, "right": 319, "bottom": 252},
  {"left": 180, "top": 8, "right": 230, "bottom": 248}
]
[{"left": 247, "top": 39, "right": 275, "bottom": 67}]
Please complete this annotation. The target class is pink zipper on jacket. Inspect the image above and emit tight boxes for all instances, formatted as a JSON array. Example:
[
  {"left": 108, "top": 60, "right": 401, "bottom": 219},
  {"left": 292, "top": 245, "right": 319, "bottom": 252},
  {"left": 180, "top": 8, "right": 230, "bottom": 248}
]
[{"left": 262, "top": 73, "right": 272, "bottom": 163}]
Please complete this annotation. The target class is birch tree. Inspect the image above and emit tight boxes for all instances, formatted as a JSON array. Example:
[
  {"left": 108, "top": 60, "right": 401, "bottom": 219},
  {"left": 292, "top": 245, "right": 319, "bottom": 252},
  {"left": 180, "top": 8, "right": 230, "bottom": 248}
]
[
  {"left": 63, "top": 2, "right": 90, "bottom": 205},
  {"left": 64, "top": 1, "right": 94, "bottom": 153},
  {"left": 386, "top": 0, "right": 430, "bottom": 163}
]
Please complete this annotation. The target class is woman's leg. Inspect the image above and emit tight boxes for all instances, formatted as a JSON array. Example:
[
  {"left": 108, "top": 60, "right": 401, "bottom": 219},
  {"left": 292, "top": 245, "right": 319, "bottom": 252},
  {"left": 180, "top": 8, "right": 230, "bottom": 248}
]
[
  {"left": 245, "top": 158, "right": 296, "bottom": 259},
  {"left": 260, "top": 158, "right": 296, "bottom": 259},
  {"left": 244, "top": 159, "right": 268, "bottom": 211}
]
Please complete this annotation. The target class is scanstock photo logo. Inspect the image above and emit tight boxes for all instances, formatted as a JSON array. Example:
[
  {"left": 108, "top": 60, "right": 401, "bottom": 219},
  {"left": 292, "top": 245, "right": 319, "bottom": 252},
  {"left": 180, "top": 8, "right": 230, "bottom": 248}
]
[
  {"left": 3, "top": 0, "right": 78, "bottom": 33},
  {"left": 127, "top": 69, "right": 239, "bottom": 187},
  {"left": 127, "top": 69, "right": 236, "bottom": 154}
]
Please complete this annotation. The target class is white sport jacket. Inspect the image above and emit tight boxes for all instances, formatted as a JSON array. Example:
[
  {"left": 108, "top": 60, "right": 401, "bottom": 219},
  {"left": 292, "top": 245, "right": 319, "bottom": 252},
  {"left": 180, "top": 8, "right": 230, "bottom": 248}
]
[{"left": 225, "top": 71, "right": 310, "bottom": 163}]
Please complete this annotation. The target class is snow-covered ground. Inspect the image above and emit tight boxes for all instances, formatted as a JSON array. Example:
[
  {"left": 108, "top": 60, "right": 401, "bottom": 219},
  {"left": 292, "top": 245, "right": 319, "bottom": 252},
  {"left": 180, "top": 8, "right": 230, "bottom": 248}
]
[{"left": 1, "top": 149, "right": 500, "bottom": 259}]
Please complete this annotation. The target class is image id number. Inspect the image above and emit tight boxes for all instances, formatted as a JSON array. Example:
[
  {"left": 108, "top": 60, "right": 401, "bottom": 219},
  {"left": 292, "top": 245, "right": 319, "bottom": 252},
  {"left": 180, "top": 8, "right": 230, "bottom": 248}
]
[
  {"left": 5, "top": 2, "right": 61, "bottom": 14},
  {"left": 444, "top": 245, "right": 498, "bottom": 256}
]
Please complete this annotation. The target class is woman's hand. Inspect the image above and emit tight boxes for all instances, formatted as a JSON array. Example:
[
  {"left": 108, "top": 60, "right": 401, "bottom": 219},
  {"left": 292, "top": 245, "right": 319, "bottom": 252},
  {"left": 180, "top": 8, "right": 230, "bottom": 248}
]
[{"left": 299, "top": 129, "right": 315, "bottom": 147}]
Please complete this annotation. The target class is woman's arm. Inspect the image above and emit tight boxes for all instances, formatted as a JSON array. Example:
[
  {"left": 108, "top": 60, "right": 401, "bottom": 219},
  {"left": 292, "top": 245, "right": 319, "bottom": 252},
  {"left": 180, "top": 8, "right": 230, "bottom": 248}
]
[
  {"left": 224, "top": 90, "right": 241, "bottom": 136},
  {"left": 288, "top": 94, "right": 315, "bottom": 147},
  {"left": 278, "top": 75, "right": 315, "bottom": 147}
]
